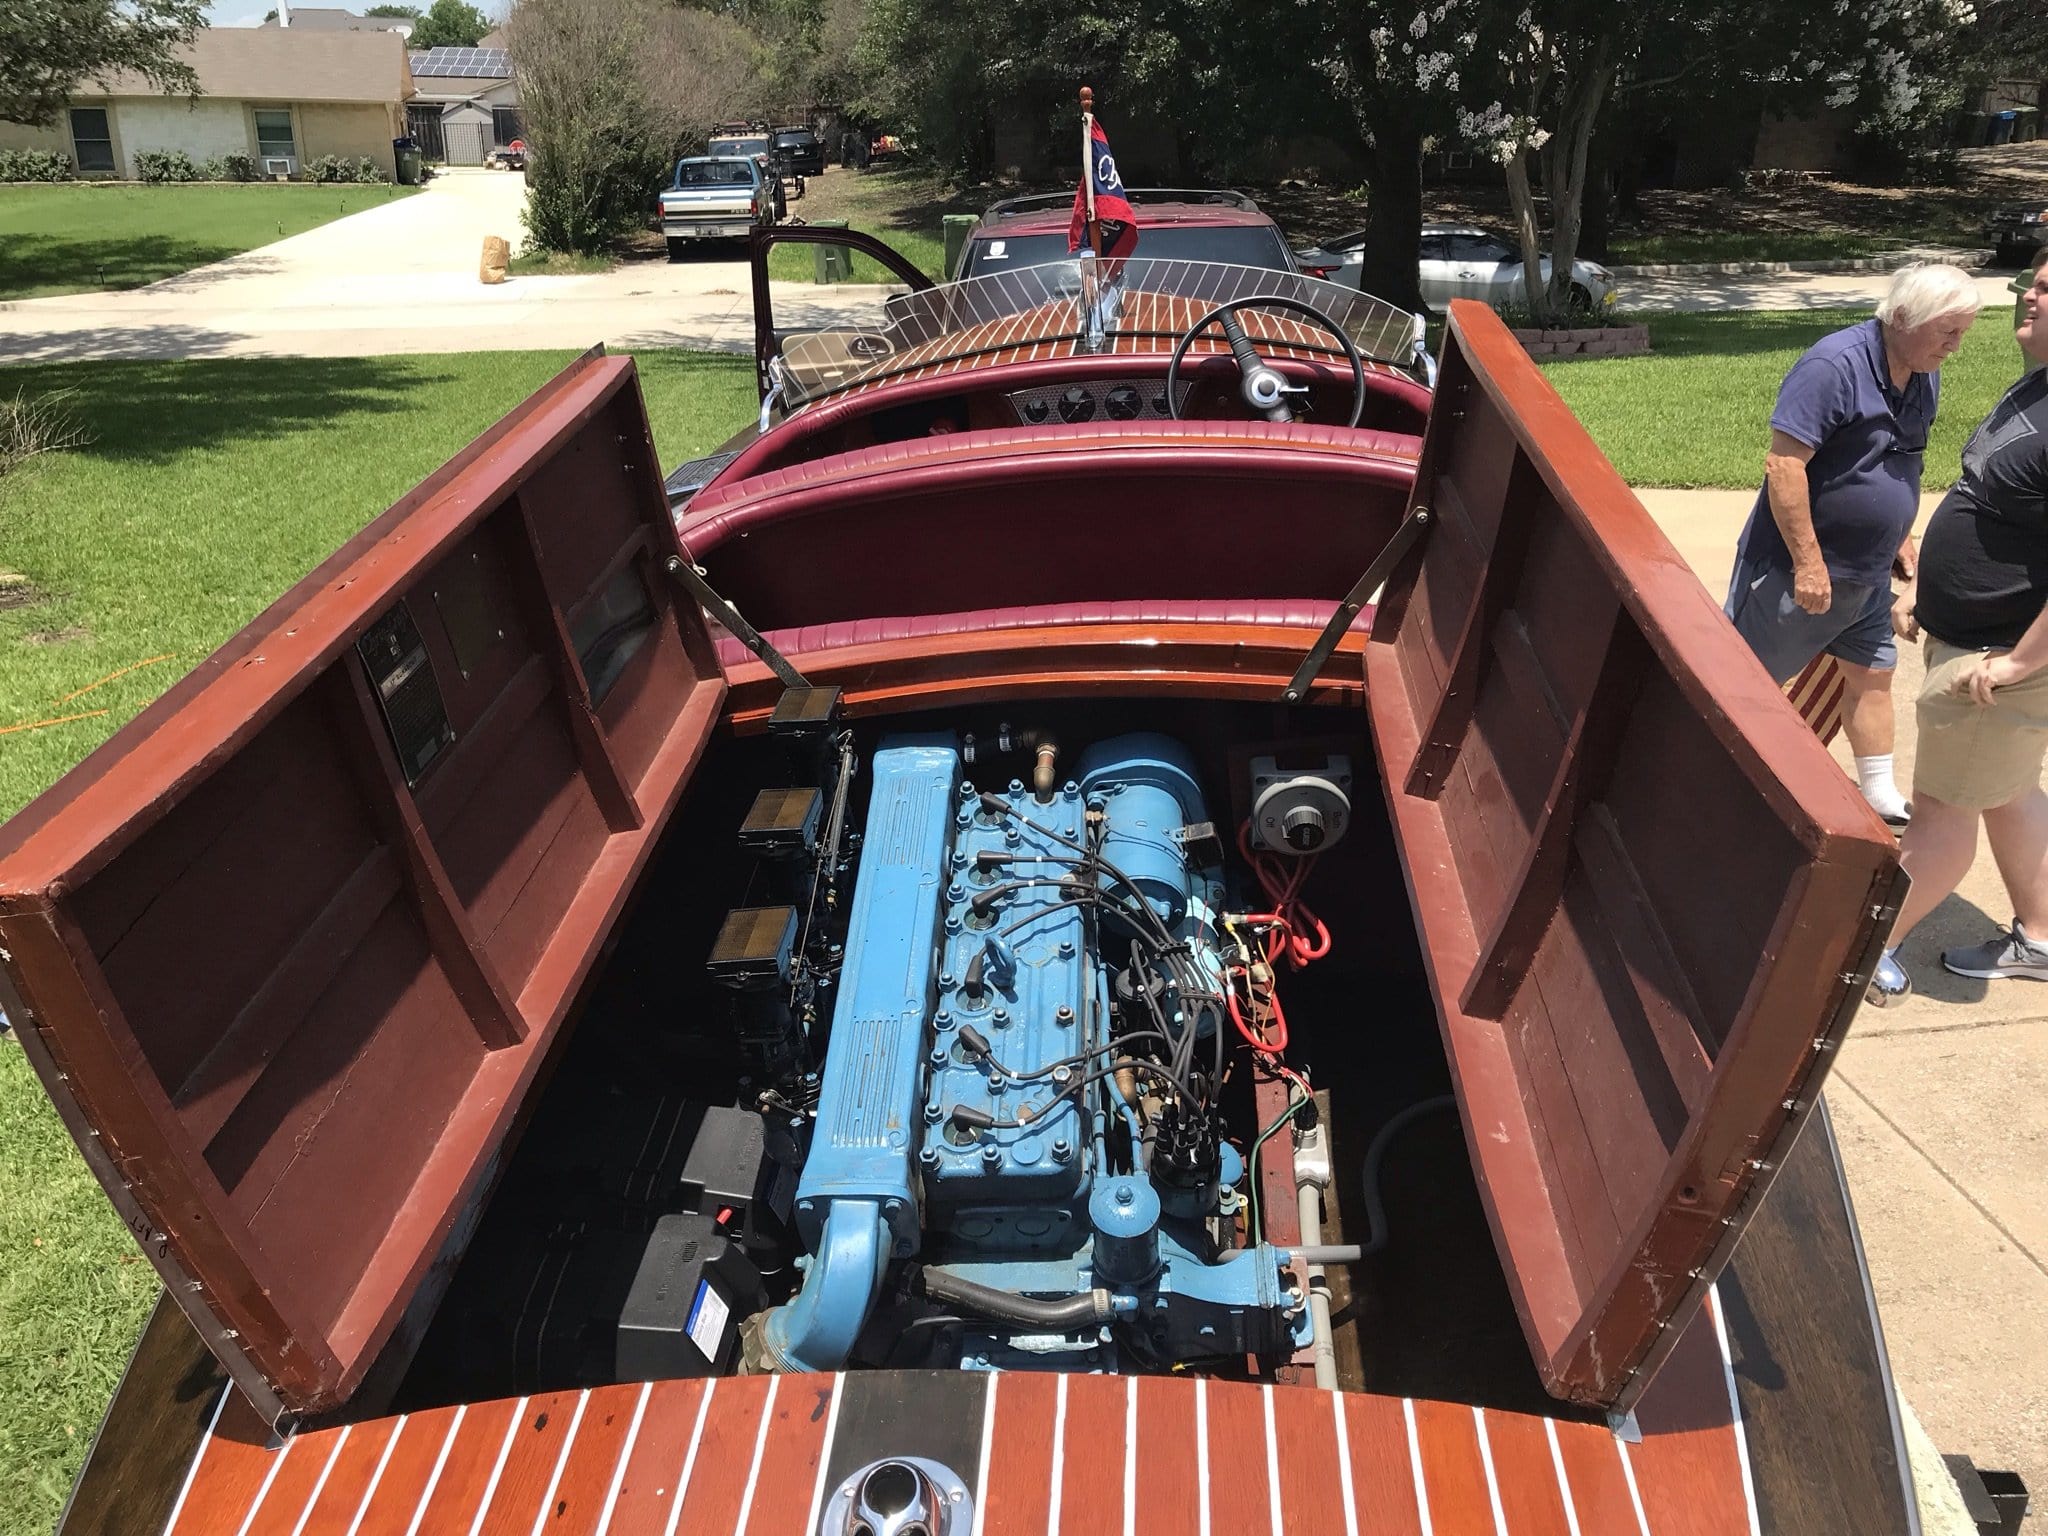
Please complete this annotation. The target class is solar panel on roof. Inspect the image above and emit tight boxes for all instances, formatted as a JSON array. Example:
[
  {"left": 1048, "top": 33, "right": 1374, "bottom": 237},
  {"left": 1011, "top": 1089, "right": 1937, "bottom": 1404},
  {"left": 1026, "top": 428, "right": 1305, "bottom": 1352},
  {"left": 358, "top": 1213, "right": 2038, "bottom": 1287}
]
[{"left": 409, "top": 46, "right": 509, "bottom": 76}]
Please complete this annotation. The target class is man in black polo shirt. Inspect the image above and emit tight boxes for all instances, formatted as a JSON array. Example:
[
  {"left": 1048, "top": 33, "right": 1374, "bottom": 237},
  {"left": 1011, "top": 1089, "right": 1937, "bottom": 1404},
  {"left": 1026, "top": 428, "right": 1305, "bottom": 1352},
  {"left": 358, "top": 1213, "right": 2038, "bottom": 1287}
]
[{"left": 1872, "top": 252, "right": 2048, "bottom": 1002}]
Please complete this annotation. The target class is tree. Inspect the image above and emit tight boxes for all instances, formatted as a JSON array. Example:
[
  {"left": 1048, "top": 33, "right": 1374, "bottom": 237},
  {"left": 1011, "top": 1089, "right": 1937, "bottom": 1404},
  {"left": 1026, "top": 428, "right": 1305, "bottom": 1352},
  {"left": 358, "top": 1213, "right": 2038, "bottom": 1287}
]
[
  {"left": 365, "top": 4, "right": 423, "bottom": 16},
  {"left": 0, "top": 0, "right": 205, "bottom": 127},
  {"left": 508, "top": 0, "right": 769, "bottom": 253},
  {"left": 409, "top": 0, "right": 489, "bottom": 49}
]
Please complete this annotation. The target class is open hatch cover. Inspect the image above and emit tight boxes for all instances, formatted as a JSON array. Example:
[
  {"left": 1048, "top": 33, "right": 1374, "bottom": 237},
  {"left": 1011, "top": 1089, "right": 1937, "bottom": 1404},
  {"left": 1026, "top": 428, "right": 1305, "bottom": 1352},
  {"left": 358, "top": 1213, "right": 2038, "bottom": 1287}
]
[
  {"left": 0, "top": 353, "right": 725, "bottom": 1424},
  {"left": 1367, "top": 302, "right": 1902, "bottom": 1411}
]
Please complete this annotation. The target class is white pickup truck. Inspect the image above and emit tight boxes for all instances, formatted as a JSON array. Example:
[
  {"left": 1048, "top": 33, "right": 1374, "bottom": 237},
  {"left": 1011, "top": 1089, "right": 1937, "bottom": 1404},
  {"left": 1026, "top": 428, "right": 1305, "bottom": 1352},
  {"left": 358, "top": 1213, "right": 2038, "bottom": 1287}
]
[{"left": 658, "top": 155, "right": 776, "bottom": 259}]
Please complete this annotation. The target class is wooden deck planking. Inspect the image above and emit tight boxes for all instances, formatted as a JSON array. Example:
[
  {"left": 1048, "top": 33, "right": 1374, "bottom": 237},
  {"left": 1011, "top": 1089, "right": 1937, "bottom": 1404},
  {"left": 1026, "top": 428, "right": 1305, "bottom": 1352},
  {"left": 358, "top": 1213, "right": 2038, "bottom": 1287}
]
[
  {"left": 978, "top": 1371, "right": 1058, "bottom": 1536},
  {"left": 161, "top": 1369, "right": 1761, "bottom": 1536}
]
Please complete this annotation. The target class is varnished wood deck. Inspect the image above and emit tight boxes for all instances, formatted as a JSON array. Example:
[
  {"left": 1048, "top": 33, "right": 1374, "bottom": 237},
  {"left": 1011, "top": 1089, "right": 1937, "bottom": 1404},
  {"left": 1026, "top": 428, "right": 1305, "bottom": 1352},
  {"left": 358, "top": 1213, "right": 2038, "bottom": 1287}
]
[{"left": 159, "top": 1300, "right": 1757, "bottom": 1536}]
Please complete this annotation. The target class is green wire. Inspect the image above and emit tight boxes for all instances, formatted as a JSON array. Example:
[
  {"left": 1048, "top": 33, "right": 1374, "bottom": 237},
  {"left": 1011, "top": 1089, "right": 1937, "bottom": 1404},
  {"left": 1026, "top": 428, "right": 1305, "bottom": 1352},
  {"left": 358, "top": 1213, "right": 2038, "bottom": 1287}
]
[{"left": 1243, "top": 1090, "right": 1309, "bottom": 1248}]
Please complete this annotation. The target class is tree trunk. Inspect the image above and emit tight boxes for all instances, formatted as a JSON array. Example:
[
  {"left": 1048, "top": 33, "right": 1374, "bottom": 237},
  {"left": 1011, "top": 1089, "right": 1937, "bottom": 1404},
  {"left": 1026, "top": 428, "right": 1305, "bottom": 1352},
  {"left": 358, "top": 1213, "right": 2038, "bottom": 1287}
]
[
  {"left": 1504, "top": 149, "right": 1546, "bottom": 318},
  {"left": 1579, "top": 126, "right": 1613, "bottom": 263},
  {"left": 1542, "top": 43, "right": 1615, "bottom": 321},
  {"left": 1357, "top": 117, "right": 1424, "bottom": 314}
]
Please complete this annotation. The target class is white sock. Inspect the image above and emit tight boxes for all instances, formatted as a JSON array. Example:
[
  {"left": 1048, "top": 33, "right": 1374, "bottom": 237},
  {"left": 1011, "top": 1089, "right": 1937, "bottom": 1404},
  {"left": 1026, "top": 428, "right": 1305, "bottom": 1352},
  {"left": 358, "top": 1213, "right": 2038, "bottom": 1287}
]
[{"left": 1855, "top": 754, "right": 1908, "bottom": 818}]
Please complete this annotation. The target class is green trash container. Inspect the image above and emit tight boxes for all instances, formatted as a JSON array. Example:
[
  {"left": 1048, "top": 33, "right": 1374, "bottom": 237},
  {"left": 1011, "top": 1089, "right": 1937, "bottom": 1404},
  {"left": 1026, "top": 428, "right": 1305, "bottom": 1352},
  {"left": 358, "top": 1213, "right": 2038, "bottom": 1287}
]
[
  {"left": 942, "top": 214, "right": 976, "bottom": 280},
  {"left": 811, "top": 219, "right": 851, "bottom": 283},
  {"left": 392, "top": 138, "right": 422, "bottom": 186}
]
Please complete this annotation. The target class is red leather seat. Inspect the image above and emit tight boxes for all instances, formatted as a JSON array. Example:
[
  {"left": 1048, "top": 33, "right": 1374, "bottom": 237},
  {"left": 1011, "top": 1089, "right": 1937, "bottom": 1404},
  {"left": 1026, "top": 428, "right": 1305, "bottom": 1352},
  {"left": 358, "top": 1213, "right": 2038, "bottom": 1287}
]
[{"left": 710, "top": 597, "right": 1372, "bottom": 670}]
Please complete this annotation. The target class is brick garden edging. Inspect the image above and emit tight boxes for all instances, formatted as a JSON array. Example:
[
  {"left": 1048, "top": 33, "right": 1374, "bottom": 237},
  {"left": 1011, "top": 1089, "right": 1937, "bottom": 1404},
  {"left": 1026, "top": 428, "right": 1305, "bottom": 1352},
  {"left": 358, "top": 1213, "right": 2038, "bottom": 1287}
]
[{"left": 1510, "top": 323, "right": 1651, "bottom": 359}]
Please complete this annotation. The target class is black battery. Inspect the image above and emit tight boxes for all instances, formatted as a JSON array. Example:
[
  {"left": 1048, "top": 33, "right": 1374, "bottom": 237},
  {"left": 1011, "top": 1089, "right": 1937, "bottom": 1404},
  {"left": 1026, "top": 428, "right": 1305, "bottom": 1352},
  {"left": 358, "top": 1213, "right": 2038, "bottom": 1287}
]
[{"left": 616, "top": 1211, "right": 768, "bottom": 1379}]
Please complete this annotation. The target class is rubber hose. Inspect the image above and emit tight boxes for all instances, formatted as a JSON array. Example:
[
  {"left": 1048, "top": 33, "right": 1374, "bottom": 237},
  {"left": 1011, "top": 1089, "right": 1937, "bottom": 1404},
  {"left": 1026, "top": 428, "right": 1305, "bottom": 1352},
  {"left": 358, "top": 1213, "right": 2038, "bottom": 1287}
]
[
  {"left": 921, "top": 1269, "right": 1114, "bottom": 1331},
  {"left": 1359, "top": 1096, "right": 1458, "bottom": 1256}
]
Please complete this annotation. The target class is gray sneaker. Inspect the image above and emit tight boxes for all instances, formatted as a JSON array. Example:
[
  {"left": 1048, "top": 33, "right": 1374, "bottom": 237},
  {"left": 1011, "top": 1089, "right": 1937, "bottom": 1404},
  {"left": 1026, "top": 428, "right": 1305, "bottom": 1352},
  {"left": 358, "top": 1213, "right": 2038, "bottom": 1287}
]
[{"left": 1941, "top": 920, "right": 2048, "bottom": 981}]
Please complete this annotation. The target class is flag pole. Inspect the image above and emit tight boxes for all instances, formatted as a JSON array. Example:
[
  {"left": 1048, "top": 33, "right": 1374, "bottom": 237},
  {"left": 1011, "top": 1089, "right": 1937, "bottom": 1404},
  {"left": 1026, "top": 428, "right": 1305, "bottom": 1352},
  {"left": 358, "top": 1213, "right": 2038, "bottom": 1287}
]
[{"left": 1080, "top": 85, "right": 1104, "bottom": 258}]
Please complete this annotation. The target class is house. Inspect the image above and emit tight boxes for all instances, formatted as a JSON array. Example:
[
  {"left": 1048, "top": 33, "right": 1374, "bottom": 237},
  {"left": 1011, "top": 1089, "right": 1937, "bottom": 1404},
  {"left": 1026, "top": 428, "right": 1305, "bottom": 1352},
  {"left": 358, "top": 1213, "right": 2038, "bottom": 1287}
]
[
  {"left": 0, "top": 28, "right": 415, "bottom": 180},
  {"left": 406, "top": 46, "right": 519, "bottom": 164},
  {"left": 262, "top": 7, "right": 416, "bottom": 38}
]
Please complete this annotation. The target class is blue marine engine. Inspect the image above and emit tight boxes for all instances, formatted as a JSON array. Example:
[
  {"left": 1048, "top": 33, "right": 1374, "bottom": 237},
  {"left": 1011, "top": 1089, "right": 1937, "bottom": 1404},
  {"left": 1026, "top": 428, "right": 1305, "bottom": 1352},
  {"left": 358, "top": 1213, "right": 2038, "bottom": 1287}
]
[{"left": 746, "top": 731, "right": 1311, "bottom": 1374}]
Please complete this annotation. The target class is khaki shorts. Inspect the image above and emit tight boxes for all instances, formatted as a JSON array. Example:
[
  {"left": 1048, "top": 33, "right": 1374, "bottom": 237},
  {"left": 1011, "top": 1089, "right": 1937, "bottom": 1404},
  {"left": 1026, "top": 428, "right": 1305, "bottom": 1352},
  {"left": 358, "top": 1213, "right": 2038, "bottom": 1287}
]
[{"left": 1915, "top": 638, "right": 2048, "bottom": 809}]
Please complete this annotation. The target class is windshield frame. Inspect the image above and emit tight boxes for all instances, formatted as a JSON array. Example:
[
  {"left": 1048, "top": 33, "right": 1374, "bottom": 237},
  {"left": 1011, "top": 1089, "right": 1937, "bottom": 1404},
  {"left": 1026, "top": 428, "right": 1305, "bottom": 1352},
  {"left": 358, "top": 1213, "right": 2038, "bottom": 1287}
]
[{"left": 777, "top": 256, "right": 1426, "bottom": 408}]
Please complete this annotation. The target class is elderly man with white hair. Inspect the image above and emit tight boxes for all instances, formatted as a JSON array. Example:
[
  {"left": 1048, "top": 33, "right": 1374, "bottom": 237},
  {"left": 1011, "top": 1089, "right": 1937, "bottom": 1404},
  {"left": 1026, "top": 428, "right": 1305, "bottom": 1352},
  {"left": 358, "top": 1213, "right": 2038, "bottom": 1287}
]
[{"left": 1725, "top": 262, "right": 1984, "bottom": 826}]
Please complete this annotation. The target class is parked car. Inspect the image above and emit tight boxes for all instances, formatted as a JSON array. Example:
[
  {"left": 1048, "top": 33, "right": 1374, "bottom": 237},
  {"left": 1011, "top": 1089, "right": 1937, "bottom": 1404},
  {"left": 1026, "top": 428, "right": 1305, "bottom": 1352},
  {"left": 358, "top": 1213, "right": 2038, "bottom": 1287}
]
[
  {"left": 772, "top": 126, "right": 825, "bottom": 176},
  {"left": 1295, "top": 223, "right": 1618, "bottom": 314},
  {"left": 1987, "top": 200, "right": 2048, "bottom": 266},
  {"left": 955, "top": 189, "right": 1299, "bottom": 281},
  {"left": 657, "top": 155, "right": 776, "bottom": 259}
]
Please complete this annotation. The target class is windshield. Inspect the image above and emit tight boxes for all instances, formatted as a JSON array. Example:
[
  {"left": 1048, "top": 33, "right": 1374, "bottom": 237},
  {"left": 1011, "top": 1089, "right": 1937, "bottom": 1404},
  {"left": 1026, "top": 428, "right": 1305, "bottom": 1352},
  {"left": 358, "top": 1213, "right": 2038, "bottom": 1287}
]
[
  {"left": 778, "top": 256, "right": 1425, "bottom": 407},
  {"left": 711, "top": 136, "right": 770, "bottom": 157},
  {"left": 962, "top": 224, "right": 1292, "bottom": 280},
  {"left": 675, "top": 159, "right": 756, "bottom": 188}
]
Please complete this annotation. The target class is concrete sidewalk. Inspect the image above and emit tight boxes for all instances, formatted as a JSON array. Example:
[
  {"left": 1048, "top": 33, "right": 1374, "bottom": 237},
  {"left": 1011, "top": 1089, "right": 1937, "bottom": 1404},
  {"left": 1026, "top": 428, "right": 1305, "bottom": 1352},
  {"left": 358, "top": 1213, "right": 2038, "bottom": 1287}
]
[{"left": 1642, "top": 486, "right": 2048, "bottom": 1499}]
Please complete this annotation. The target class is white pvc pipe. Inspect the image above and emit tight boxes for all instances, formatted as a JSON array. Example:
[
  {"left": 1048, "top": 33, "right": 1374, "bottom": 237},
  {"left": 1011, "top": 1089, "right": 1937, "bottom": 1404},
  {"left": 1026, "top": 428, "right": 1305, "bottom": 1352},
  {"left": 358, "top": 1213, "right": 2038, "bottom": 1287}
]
[{"left": 1296, "top": 1184, "right": 1340, "bottom": 1390}]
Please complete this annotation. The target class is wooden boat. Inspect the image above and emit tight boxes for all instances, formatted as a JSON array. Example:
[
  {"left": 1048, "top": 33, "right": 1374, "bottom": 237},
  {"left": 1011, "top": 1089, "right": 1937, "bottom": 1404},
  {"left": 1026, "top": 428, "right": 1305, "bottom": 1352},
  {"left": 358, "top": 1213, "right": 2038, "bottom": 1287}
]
[{"left": 0, "top": 226, "right": 1929, "bottom": 1535}]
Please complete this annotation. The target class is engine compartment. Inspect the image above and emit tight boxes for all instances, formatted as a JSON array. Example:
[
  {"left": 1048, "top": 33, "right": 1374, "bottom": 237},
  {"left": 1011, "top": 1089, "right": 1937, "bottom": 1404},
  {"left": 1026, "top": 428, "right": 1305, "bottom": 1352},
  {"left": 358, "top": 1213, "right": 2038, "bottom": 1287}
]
[{"left": 396, "top": 696, "right": 1540, "bottom": 1409}]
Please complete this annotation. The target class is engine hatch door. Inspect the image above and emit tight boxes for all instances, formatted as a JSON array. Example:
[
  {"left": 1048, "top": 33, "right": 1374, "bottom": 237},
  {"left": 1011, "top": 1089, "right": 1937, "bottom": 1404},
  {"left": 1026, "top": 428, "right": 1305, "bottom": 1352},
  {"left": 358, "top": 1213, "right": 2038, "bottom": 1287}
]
[
  {"left": 0, "top": 352, "right": 727, "bottom": 1424},
  {"left": 1365, "top": 301, "right": 1902, "bottom": 1411}
]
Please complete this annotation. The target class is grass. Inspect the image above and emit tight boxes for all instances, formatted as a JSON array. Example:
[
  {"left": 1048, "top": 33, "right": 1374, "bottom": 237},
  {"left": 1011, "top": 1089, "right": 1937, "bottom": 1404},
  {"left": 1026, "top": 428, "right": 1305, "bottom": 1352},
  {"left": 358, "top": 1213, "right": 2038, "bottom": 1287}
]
[
  {"left": 507, "top": 247, "right": 613, "bottom": 277},
  {"left": 1540, "top": 307, "right": 2027, "bottom": 489},
  {"left": 0, "top": 345, "right": 753, "bottom": 1536},
  {"left": 0, "top": 183, "right": 419, "bottom": 301},
  {"left": 1604, "top": 231, "right": 1916, "bottom": 265},
  {"left": 766, "top": 164, "right": 960, "bottom": 284}
]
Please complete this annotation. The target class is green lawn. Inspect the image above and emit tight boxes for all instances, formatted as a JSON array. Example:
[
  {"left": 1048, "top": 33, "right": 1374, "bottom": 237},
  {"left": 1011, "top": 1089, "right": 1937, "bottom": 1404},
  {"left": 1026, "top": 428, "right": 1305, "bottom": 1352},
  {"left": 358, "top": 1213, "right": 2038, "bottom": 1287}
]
[
  {"left": 0, "top": 346, "right": 754, "bottom": 1536},
  {"left": 0, "top": 183, "right": 419, "bottom": 300},
  {"left": 766, "top": 164, "right": 958, "bottom": 284},
  {"left": 1604, "top": 231, "right": 1915, "bottom": 265},
  {"left": 1541, "top": 307, "right": 2028, "bottom": 489}
]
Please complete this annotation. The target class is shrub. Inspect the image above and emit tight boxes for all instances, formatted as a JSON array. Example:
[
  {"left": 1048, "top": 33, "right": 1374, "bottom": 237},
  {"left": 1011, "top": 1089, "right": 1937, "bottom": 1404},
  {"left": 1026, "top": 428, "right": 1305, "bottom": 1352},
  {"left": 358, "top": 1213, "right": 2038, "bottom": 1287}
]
[
  {"left": 134, "top": 149, "right": 200, "bottom": 183},
  {"left": 217, "top": 152, "right": 258, "bottom": 181},
  {"left": 0, "top": 148, "right": 75, "bottom": 182},
  {"left": 306, "top": 154, "right": 387, "bottom": 183}
]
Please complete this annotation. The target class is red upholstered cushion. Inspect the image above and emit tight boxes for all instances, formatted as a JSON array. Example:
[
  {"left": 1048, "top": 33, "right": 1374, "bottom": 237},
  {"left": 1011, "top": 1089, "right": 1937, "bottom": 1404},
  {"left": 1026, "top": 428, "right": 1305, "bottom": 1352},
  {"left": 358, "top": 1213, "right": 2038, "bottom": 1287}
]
[{"left": 710, "top": 597, "right": 1372, "bottom": 669}]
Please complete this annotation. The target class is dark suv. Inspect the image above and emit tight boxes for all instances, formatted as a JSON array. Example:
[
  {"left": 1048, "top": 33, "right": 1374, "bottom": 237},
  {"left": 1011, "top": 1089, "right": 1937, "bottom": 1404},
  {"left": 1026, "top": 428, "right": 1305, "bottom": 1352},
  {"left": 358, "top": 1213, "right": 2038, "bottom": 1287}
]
[
  {"left": 772, "top": 127, "right": 825, "bottom": 176},
  {"left": 954, "top": 189, "right": 1296, "bottom": 281}
]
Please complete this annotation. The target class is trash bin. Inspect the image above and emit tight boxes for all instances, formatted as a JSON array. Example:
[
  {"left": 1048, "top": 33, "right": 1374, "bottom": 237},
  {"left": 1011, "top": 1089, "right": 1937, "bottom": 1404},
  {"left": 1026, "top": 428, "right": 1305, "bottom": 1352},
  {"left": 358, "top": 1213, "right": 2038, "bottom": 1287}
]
[
  {"left": 1990, "top": 110, "right": 2018, "bottom": 146},
  {"left": 2016, "top": 107, "right": 2040, "bottom": 144},
  {"left": 811, "top": 218, "right": 850, "bottom": 283},
  {"left": 392, "top": 137, "right": 422, "bottom": 186},
  {"left": 942, "top": 214, "right": 976, "bottom": 280}
]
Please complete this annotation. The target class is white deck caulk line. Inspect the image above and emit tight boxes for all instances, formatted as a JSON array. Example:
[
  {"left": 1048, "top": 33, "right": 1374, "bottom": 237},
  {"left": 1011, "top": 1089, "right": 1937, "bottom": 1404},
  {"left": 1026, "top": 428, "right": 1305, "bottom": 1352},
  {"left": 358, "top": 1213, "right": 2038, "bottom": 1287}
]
[
  {"left": 1402, "top": 1399, "right": 1434, "bottom": 1536},
  {"left": 1472, "top": 1408, "right": 1509, "bottom": 1536},
  {"left": 528, "top": 1388, "right": 591, "bottom": 1536},
  {"left": 1046, "top": 1373, "right": 1069, "bottom": 1536},
  {"left": 1543, "top": 1418, "right": 1584, "bottom": 1536},
  {"left": 466, "top": 1396, "right": 531, "bottom": 1536},
  {"left": 800, "top": 1375, "right": 847, "bottom": 1536},
  {"left": 232, "top": 1427, "right": 298, "bottom": 1536},
  {"left": 1195, "top": 1378, "right": 1211, "bottom": 1536},
  {"left": 1123, "top": 1376, "right": 1138, "bottom": 1536},
  {"left": 160, "top": 1382, "right": 228, "bottom": 1536},
  {"left": 660, "top": 1378, "right": 719, "bottom": 1536},
  {"left": 1709, "top": 1287, "right": 1764, "bottom": 1536},
  {"left": 1615, "top": 1437, "right": 1653, "bottom": 1536},
  {"left": 344, "top": 1414, "right": 408, "bottom": 1536},
  {"left": 1262, "top": 1384, "right": 1284, "bottom": 1536},
  {"left": 403, "top": 1404, "right": 468, "bottom": 1536},
  {"left": 970, "top": 1373, "right": 999, "bottom": 1536},
  {"left": 594, "top": 1382, "right": 654, "bottom": 1536},
  {"left": 732, "top": 1375, "right": 781, "bottom": 1536},
  {"left": 1330, "top": 1393, "right": 1360, "bottom": 1536},
  {"left": 288, "top": 1424, "right": 353, "bottom": 1536}
]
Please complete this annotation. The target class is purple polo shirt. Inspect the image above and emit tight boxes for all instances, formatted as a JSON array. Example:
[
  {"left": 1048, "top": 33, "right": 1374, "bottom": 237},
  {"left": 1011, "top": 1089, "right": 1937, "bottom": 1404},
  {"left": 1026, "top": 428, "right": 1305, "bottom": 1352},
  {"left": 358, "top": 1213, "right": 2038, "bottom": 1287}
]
[{"left": 1735, "top": 319, "right": 1938, "bottom": 586}]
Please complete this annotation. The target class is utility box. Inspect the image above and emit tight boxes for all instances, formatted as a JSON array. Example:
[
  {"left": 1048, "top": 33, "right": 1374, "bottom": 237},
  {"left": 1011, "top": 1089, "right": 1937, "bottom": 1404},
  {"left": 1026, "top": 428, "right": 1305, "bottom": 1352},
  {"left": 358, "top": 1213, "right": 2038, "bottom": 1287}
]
[
  {"left": 943, "top": 214, "right": 976, "bottom": 280},
  {"left": 811, "top": 218, "right": 850, "bottom": 283}
]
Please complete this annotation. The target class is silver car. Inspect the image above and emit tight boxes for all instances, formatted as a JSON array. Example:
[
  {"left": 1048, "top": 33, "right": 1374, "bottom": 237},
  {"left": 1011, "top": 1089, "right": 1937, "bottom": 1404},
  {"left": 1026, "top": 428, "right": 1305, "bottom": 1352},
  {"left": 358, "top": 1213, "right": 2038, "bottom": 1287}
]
[{"left": 1295, "top": 222, "right": 1618, "bottom": 314}]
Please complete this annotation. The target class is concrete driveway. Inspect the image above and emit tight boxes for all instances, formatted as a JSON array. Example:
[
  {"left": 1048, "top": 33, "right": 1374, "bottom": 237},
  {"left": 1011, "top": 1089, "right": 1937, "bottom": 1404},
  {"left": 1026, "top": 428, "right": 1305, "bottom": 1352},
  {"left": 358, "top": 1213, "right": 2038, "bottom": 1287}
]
[
  {"left": 0, "top": 167, "right": 893, "bottom": 363},
  {"left": 1647, "top": 486, "right": 2048, "bottom": 1504}
]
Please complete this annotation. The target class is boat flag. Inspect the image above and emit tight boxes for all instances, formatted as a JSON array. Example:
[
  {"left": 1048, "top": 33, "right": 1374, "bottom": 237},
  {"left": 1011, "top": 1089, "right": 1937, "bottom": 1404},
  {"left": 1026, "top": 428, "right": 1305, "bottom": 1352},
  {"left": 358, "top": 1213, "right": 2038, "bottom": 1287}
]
[{"left": 1069, "top": 112, "right": 1137, "bottom": 258}]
